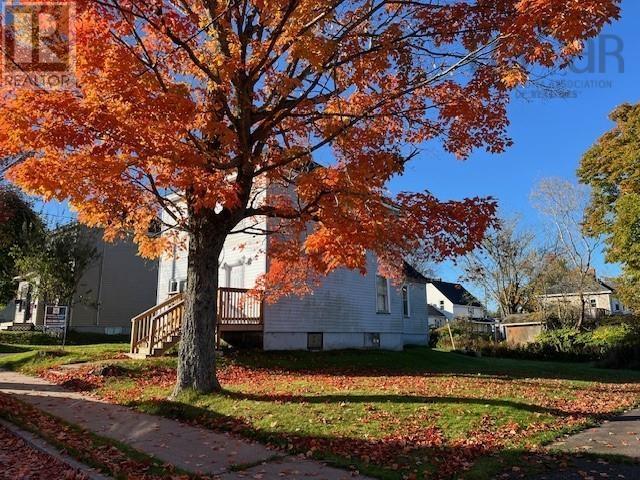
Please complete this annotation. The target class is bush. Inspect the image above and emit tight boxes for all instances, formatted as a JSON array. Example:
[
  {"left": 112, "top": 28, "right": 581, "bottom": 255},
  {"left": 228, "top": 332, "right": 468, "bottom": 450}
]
[
  {"left": 0, "top": 330, "right": 129, "bottom": 346},
  {"left": 428, "top": 328, "right": 441, "bottom": 348},
  {"left": 467, "top": 322, "right": 640, "bottom": 369},
  {"left": 434, "top": 322, "right": 493, "bottom": 352},
  {"left": 0, "top": 330, "right": 59, "bottom": 345}
]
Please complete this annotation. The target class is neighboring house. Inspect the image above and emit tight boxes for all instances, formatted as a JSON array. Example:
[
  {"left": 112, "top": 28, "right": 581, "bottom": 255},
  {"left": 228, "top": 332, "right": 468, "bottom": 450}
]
[
  {"left": 12, "top": 228, "right": 158, "bottom": 334},
  {"left": 427, "top": 304, "right": 447, "bottom": 328},
  {"left": 538, "top": 276, "right": 631, "bottom": 318},
  {"left": 0, "top": 302, "right": 15, "bottom": 327},
  {"left": 426, "top": 280, "right": 485, "bottom": 320}
]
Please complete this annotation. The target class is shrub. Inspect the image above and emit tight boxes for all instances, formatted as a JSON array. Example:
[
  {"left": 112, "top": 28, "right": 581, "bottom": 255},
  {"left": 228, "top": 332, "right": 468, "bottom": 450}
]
[
  {"left": 467, "top": 322, "right": 640, "bottom": 369},
  {"left": 0, "top": 330, "right": 128, "bottom": 346},
  {"left": 0, "top": 330, "right": 59, "bottom": 345},
  {"left": 428, "top": 328, "right": 441, "bottom": 348},
  {"left": 435, "top": 322, "right": 493, "bottom": 352}
]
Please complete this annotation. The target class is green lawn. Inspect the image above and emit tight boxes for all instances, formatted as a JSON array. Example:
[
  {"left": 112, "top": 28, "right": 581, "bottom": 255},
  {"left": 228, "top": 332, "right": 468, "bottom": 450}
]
[{"left": 1, "top": 344, "right": 639, "bottom": 480}]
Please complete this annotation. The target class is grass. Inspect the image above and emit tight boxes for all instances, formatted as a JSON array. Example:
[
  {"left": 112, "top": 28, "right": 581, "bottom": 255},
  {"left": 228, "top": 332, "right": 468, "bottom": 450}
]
[
  {"left": 0, "top": 343, "right": 128, "bottom": 374},
  {"left": 1, "top": 344, "right": 639, "bottom": 480}
]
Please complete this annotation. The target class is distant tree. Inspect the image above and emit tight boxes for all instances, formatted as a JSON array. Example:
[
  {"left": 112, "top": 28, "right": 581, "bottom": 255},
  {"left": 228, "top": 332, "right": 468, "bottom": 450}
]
[
  {"left": 462, "top": 218, "right": 541, "bottom": 318},
  {"left": 531, "top": 178, "right": 600, "bottom": 329},
  {"left": 578, "top": 103, "right": 640, "bottom": 311},
  {"left": 531, "top": 253, "right": 586, "bottom": 326},
  {"left": 13, "top": 224, "right": 99, "bottom": 312},
  {"left": 0, "top": 185, "right": 42, "bottom": 306}
]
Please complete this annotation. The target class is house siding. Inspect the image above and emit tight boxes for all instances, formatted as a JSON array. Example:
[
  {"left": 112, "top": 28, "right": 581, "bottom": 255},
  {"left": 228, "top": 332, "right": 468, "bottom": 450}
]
[
  {"left": 539, "top": 291, "right": 632, "bottom": 316},
  {"left": 154, "top": 187, "right": 429, "bottom": 351},
  {"left": 12, "top": 228, "right": 157, "bottom": 334},
  {"left": 426, "top": 283, "right": 484, "bottom": 320},
  {"left": 263, "top": 254, "right": 427, "bottom": 351},
  {"left": 70, "top": 236, "right": 158, "bottom": 334},
  {"left": 156, "top": 216, "right": 267, "bottom": 304},
  {"left": 426, "top": 283, "right": 454, "bottom": 319},
  {"left": 452, "top": 304, "right": 485, "bottom": 319}
]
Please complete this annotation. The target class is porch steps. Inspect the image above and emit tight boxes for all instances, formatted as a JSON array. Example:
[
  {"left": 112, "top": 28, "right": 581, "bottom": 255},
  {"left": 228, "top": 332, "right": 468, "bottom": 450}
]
[{"left": 129, "top": 288, "right": 264, "bottom": 358}]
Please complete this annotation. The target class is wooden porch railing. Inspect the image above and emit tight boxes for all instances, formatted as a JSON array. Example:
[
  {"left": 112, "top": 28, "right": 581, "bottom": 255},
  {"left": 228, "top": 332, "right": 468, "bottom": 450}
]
[
  {"left": 130, "top": 288, "right": 263, "bottom": 356},
  {"left": 218, "top": 287, "right": 264, "bottom": 327}
]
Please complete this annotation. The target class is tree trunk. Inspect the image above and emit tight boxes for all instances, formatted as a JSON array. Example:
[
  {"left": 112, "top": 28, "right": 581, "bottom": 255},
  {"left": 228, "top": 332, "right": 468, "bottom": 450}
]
[
  {"left": 172, "top": 212, "right": 226, "bottom": 397},
  {"left": 577, "top": 294, "right": 586, "bottom": 330}
]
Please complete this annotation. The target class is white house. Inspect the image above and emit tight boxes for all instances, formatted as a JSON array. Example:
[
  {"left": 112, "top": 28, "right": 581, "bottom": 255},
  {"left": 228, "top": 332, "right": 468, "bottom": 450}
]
[
  {"left": 152, "top": 210, "right": 430, "bottom": 352},
  {"left": 538, "top": 276, "right": 631, "bottom": 318},
  {"left": 427, "top": 304, "right": 446, "bottom": 328},
  {"left": 426, "top": 280, "right": 484, "bottom": 320}
]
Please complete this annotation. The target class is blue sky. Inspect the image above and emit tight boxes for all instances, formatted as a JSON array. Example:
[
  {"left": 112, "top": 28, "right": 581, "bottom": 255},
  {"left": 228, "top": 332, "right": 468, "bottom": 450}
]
[
  {"left": 38, "top": 1, "right": 639, "bottom": 303},
  {"left": 389, "top": 0, "right": 640, "bottom": 293}
]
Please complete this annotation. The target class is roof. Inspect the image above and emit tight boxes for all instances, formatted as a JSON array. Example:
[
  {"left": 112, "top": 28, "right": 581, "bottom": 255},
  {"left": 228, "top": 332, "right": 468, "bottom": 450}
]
[
  {"left": 427, "top": 304, "right": 446, "bottom": 317},
  {"left": 428, "top": 280, "right": 483, "bottom": 307},
  {"left": 403, "top": 262, "right": 429, "bottom": 284},
  {"left": 542, "top": 276, "right": 615, "bottom": 296}
]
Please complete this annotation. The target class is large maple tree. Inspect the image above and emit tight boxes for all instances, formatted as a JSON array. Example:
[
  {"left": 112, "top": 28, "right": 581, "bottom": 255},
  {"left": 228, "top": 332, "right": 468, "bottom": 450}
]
[{"left": 0, "top": 0, "right": 620, "bottom": 393}]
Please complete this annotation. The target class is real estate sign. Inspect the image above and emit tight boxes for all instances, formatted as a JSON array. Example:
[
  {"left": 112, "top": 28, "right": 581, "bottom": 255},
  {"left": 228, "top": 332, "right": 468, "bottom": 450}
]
[{"left": 44, "top": 305, "right": 68, "bottom": 334}]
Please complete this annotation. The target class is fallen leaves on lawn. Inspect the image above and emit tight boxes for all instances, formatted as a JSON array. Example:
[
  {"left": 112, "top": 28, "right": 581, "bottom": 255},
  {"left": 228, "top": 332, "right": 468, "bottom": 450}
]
[{"left": 35, "top": 361, "right": 640, "bottom": 480}]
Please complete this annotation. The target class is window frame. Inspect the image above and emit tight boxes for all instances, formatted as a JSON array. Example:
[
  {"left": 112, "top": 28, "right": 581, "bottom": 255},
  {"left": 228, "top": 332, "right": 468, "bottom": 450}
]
[
  {"left": 401, "top": 284, "right": 410, "bottom": 317},
  {"left": 375, "top": 275, "right": 391, "bottom": 314}
]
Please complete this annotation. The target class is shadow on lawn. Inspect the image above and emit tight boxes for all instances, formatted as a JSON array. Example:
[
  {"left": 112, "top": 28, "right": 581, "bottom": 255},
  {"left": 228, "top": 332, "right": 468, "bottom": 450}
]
[
  {"left": 228, "top": 348, "right": 640, "bottom": 384},
  {"left": 129, "top": 397, "right": 640, "bottom": 480},
  {"left": 221, "top": 390, "right": 580, "bottom": 417},
  {"left": 3, "top": 369, "right": 637, "bottom": 480},
  {"left": 126, "top": 397, "right": 487, "bottom": 478}
]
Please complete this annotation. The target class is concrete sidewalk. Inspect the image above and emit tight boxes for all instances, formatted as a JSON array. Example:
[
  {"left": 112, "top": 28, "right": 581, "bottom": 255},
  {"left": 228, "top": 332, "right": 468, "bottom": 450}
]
[{"left": 0, "top": 370, "right": 367, "bottom": 479}]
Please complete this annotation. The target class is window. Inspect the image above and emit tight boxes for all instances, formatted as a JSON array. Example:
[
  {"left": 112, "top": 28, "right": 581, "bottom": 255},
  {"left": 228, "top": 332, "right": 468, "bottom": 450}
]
[
  {"left": 364, "top": 333, "right": 381, "bottom": 349},
  {"left": 376, "top": 275, "right": 390, "bottom": 313},
  {"left": 439, "top": 300, "right": 445, "bottom": 310},
  {"left": 615, "top": 302, "right": 621, "bottom": 312},
  {"left": 590, "top": 299, "right": 597, "bottom": 308},
  {"left": 169, "top": 279, "right": 187, "bottom": 294},
  {"left": 401, "top": 285, "right": 410, "bottom": 317},
  {"left": 307, "top": 333, "right": 323, "bottom": 351}
]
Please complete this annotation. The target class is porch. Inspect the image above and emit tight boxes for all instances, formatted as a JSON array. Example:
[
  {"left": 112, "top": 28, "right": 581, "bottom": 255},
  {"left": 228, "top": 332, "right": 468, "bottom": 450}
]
[{"left": 130, "top": 287, "right": 263, "bottom": 357}]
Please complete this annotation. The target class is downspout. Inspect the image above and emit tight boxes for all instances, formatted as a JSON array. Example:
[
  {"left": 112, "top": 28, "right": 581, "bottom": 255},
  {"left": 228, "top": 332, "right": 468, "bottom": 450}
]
[{"left": 95, "top": 240, "right": 106, "bottom": 327}]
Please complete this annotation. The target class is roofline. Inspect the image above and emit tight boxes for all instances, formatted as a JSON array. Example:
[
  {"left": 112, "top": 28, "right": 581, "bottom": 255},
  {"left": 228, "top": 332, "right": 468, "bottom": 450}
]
[{"left": 539, "top": 290, "right": 613, "bottom": 298}]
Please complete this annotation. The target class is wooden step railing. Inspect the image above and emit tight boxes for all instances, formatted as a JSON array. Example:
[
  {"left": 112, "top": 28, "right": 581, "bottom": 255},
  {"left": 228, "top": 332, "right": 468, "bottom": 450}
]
[
  {"left": 130, "top": 293, "right": 184, "bottom": 355},
  {"left": 130, "top": 288, "right": 263, "bottom": 356}
]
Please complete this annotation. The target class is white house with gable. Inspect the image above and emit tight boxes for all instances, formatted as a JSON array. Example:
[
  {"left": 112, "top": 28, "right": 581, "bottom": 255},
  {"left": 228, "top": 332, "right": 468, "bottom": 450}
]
[
  {"left": 154, "top": 212, "right": 429, "bottom": 351},
  {"left": 426, "top": 279, "right": 485, "bottom": 321},
  {"left": 138, "top": 171, "right": 430, "bottom": 354}
]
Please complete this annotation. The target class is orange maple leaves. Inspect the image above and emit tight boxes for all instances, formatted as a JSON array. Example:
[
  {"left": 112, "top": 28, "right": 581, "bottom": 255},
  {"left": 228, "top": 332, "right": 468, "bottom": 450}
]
[{"left": 0, "top": 0, "right": 621, "bottom": 291}]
